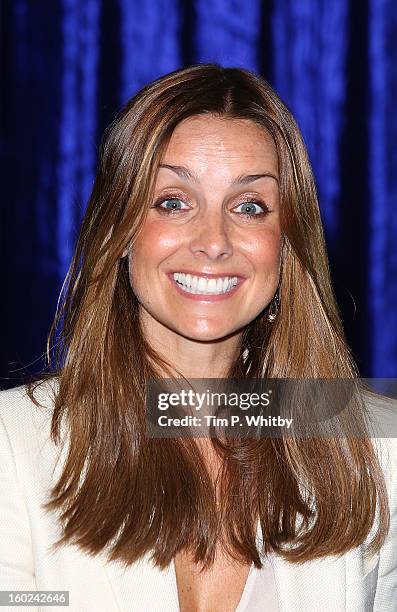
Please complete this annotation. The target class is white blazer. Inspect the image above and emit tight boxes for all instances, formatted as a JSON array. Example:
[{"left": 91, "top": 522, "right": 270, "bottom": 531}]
[{"left": 1, "top": 381, "right": 397, "bottom": 612}]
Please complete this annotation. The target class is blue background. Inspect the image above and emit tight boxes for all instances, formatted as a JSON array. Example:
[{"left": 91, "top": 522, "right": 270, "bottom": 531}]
[{"left": 1, "top": 0, "right": 396, "bottom": 387}]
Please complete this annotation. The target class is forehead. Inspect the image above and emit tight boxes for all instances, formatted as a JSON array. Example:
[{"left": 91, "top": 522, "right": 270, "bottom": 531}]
[{"left": 161, "top": 115, "right": 278, "bottom": 173}]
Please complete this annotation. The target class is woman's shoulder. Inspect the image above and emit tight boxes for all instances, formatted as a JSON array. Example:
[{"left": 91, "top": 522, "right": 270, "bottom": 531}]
[
  {"left": 0, "top": 376, "right": 57, "bottom": 415},
  {"left": 364, "top": 389, "right": 397, "bottom": 431},
  {"left": 364, "top": 390, "right": 397, "bottom": 480},
  {"left": 0, "top": 377, "right": 59, "bottom": 455}
]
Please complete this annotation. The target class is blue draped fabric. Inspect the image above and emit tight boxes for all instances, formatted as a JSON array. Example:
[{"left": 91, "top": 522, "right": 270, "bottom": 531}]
[
  {"left": 58, "top": 0, "right": 101, "bottom": 273},
  {"left": 1, "top": 0, "right": 396, "bottom": 385},
  {"left": 119, "top": 0, "right": 181, "bottom": 102},
  {"left": 368, "top": 0, "right": 397, "bottom": 377},
  {"left": 272, "top": 0, "right": 349, "bottom": 238},
  {"left": 195, "top": 0, "right": 261, "bottom": 70}
]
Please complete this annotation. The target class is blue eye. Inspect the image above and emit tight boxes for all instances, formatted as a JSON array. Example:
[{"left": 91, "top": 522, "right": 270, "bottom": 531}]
[
  {"left": 157, "top": 198, "right": 188, "bottom": 211},
  {"left": 234, "top": 201, "right": 267, "bottom": 216},
  {"left": 152, "top": 197, "right": 269, "bottom": 217}
]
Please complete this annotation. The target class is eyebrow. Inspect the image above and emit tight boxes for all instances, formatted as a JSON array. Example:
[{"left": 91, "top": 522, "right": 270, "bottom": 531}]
[{"left": 159, "top": 164, "right": 279, "bottom": 185}]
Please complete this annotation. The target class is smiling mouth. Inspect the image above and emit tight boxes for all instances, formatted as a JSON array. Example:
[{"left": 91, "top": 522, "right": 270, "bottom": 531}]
[{"left": 173, "top": 272, "right": 238, "bottom": 295}]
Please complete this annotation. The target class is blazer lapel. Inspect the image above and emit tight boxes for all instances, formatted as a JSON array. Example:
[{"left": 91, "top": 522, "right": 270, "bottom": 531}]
[
  {"left": 272, "top": 552, "right": 346, "bottom": 611},
  {"left": 103, "top": 522, "right": 377, "bottom": 611},
  {"left": 271, "top": 538, "right": 379, "bottom": 611},
  {"left": 256, "top": 521, "right": 346, "bottom": 612},
  {"left": 104, "top": 552, "right": 180, "bottom": 612}
]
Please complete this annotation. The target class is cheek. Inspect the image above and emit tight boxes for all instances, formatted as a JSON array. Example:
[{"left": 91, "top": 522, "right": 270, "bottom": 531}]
[
  {"left": 246, "top": 229, "right": 282, "bottom": 272},
  {"left": 134, "top": 221, "right": 182, "bottom": 259},
  {"left": 128, "top": 222, "right": 181, "bottom": 290}
]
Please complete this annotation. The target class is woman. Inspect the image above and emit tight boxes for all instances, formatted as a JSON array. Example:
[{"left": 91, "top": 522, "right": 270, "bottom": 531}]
[{"left": 0, "top": 64, "right": 396, "bottom": 612}]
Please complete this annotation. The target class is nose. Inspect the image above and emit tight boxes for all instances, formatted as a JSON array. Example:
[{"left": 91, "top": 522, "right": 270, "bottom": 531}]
[{"left": 189, "top": 208, "right": 233, "bottom": 260}]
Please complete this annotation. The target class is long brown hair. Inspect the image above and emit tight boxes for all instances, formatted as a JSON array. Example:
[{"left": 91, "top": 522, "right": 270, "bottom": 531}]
[{"left": 29, "top": 64, "right": 389, "bottom": 570}]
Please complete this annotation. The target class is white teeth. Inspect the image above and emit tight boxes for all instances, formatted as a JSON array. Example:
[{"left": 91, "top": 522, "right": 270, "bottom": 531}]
[
  {"left": 207, "top": 279, "right": 217, "bottom": 292},
  {"left": 197, "top": 277, "right": 207, "bottom": 292},
  {"left": 172, "top": 273, "right": 238, "bottom": 295}
]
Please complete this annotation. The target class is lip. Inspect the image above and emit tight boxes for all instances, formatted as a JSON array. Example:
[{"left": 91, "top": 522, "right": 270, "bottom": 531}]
[{"left": 167, "top": 272, "right": 246, "bottom": 301}]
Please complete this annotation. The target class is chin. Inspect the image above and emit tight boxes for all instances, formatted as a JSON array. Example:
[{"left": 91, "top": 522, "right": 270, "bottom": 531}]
[{"left": 173, "top": 322, "right": 242, "bottom": 343}]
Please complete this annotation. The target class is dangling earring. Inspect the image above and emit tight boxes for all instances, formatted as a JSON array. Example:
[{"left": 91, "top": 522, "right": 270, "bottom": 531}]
[{"left": 267, "top": 291, "right": 280, "bottom": 322}]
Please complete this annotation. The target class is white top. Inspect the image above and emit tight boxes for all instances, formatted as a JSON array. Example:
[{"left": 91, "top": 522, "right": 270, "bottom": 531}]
[
  {"left": 1, "top": 383, "right": 396, "bottom": 611},
  {"left": 235, "top": 557, "right": 279, "bottom": 611}
]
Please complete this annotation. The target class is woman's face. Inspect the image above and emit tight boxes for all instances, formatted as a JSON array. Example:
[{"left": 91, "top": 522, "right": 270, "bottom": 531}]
[{"left": 129, "top": 115, "right": 282, "bottom": 343}]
